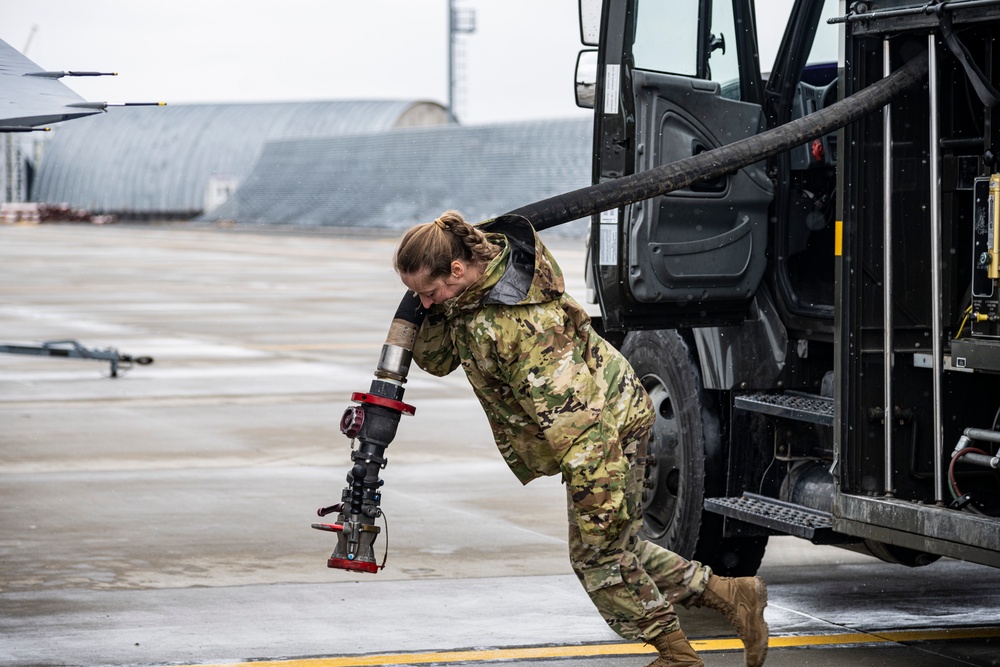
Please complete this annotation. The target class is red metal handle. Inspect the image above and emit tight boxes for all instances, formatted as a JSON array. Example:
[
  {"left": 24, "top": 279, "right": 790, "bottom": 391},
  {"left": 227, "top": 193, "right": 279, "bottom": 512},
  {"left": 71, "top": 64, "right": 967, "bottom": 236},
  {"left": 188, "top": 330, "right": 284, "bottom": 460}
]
[{"left": 311, "top": 523, "right": 344, "bottom": 532}]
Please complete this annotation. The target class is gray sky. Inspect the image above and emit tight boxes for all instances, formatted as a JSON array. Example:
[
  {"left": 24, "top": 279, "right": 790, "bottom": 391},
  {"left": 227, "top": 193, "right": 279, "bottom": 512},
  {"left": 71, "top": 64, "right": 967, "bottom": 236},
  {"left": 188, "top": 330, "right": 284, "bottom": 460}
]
[
  {"left": 0, "top": 0, "right": 591, "bottom": 125},
  {"left": 1, "top": 1, "right": 839, "bottom": 126}
]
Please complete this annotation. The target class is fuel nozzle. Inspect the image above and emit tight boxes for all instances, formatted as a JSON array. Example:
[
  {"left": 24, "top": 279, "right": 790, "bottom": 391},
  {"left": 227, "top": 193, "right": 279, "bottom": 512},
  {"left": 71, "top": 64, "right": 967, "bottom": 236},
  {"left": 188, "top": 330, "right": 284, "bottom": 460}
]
[
  {"left": 313, "top": 293, "right": 423, "bottom": 573},
  {"left": 313, "top": 386, "right": 414, "bottom": 573}
]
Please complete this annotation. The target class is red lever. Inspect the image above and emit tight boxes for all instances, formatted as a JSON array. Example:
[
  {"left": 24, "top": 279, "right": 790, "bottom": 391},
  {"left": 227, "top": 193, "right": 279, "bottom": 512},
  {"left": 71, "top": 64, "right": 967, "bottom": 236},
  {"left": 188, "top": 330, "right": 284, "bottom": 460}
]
[{"left": 311, "top": 523, "right": 344, "bottom": 532}]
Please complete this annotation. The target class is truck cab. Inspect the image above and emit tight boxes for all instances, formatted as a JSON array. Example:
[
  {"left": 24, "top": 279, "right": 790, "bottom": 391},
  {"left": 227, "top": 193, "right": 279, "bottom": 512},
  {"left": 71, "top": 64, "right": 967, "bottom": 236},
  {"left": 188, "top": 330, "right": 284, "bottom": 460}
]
[{"left": 577, "top": 0, "right": 1000, "bottom": 574}]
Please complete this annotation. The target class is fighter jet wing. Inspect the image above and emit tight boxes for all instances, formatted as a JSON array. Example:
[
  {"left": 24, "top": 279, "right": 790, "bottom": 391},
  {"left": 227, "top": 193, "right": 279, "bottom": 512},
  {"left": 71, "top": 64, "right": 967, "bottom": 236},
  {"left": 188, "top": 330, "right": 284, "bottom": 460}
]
[{"left": 0, "top": 37, "right": 106, "bottom": 131}]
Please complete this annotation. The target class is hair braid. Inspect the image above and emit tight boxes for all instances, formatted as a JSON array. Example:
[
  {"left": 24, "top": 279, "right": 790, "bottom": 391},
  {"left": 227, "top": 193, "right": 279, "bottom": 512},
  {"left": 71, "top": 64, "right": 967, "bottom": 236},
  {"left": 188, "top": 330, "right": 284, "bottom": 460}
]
[
  {"left": 394, "top": 210, "right": 501, "bottom": 279},
  {"left": 437, "top": 211, "right": 500, "bottom": 265}
]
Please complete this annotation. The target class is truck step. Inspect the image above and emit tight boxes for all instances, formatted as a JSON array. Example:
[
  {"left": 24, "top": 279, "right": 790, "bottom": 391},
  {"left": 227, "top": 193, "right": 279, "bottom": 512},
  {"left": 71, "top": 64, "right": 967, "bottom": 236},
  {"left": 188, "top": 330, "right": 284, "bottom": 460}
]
[
  {"left": 734, "top": 391, "right": 834, "bottom": 426},
  {"left": 704, "top": 492, "right": 834, "bottom": 541}
]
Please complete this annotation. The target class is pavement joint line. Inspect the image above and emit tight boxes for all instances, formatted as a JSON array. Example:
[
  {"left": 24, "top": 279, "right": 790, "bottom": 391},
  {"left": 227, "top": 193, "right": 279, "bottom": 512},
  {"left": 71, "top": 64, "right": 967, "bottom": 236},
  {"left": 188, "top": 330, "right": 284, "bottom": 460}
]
[
  {"left": 251, "top": 343, "right": 379, "bottom": 350},
  {"left": 169, "top": 627, "right": 1000, "bottom": 667}
]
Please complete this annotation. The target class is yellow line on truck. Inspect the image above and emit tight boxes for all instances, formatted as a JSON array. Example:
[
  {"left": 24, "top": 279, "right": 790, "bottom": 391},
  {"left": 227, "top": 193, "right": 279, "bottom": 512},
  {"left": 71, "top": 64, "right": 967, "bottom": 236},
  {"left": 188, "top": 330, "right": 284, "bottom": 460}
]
[{"left": 178, "top": 627, "right": 1000, "bottom": 667}]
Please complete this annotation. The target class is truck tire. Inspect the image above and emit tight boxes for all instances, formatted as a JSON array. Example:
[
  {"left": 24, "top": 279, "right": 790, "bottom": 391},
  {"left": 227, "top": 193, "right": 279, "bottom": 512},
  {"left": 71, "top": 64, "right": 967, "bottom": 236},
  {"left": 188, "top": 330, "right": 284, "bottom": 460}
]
[{"left": 621, "top": 329, "right": 767, "bottom": 576}]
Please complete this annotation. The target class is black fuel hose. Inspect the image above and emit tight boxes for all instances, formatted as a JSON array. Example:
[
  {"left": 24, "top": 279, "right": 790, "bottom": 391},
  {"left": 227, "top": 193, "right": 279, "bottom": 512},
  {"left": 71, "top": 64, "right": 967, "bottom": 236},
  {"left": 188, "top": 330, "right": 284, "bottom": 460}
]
[
  {"left": 511, "top": 51, "right": 929, "bottom": 231},
  {"left": 386, "top": 49, "right": 929, "bottom": 346}
]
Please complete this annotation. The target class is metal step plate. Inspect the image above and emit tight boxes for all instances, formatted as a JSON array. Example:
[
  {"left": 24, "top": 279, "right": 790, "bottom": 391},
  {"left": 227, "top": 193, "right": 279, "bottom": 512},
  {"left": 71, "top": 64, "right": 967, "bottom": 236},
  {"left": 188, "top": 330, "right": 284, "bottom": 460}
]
[
  {"left": 734, "top": 391, "right": 834, "bottom": 426},
  {"left": 705, "top": 492, "right": 834, "bottom": 541}
]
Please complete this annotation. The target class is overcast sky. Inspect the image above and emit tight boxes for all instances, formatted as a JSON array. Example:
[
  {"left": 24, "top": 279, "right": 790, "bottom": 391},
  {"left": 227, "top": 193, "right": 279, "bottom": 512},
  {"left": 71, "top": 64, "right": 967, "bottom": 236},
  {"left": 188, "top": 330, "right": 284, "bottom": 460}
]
[
  {"left": 1, "top": 1, "right": 838, "bottom": 127},
  {"left": 1, "top": 0, "right": 592, "bottom": 126}
]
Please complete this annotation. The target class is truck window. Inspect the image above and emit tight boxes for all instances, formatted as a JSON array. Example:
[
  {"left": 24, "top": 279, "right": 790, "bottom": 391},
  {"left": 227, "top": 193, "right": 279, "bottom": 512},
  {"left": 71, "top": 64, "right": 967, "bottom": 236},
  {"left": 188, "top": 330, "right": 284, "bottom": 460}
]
[
  {"left": 756, "top": 0, "right": 840, "bottom": 74},
  {"left": 632, "top": 0, "right": 699, "bottom": 77},
  {"left": 632, "top": 0, "right": 741, "bottom": 98}
]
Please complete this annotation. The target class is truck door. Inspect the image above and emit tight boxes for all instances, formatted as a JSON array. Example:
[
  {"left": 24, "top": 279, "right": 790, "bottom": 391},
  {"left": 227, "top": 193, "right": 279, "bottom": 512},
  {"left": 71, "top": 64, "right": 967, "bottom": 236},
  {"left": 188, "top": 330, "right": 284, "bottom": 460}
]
[{"left": 592, "top": 0, "right": 772, "bottom": 329}]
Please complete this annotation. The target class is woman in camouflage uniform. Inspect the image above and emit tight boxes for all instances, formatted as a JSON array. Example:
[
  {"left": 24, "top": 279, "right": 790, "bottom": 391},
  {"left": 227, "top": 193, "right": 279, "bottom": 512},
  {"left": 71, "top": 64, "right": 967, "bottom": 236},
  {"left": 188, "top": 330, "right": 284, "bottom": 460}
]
[{"left": 394, "top": 210, "right": 769, "bottom": 667}]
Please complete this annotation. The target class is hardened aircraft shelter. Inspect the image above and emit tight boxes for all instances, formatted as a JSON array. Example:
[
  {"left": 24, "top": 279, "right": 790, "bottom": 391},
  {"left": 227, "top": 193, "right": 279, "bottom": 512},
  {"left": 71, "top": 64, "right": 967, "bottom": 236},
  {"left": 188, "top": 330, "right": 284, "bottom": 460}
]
[
  {"left": 200, "top": 117, "right": 592, "bottom": 233},
  {"left": 31, "top": 100, "right": 450, "bottom": 219}
]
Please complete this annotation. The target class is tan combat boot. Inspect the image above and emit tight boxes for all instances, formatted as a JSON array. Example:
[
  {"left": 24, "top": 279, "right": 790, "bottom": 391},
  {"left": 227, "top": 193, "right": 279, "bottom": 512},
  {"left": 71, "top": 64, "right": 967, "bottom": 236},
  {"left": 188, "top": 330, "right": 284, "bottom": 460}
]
[
  {"left": 646, "top": 628, "right": 704, "bottom": 667},
  {"left": 693, "top": 575, "right": 769, "bottom": 667}
]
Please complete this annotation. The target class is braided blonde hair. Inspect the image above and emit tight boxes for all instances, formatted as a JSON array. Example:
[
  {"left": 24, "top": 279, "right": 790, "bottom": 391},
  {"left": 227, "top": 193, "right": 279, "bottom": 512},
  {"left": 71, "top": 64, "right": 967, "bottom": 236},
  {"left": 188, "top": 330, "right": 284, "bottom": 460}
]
[{"left": 394, "top": 210, "right": 501, "bottom": 279}]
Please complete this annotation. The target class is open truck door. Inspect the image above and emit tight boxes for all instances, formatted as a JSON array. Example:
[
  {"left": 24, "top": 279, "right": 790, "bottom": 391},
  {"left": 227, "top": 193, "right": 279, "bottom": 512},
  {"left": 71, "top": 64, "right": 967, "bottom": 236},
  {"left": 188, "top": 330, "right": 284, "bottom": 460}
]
[{"left": 587, "top": 0, "right": 772, "bottom": 330}]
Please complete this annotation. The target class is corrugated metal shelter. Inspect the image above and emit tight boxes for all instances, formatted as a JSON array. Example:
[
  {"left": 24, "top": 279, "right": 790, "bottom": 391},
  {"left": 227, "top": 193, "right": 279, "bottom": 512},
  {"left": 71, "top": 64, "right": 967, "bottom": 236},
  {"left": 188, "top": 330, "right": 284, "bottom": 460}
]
[
  {"left": 201, "top": 118, "right": 592, "bottom": 234},
  {"left": 31, "top": 100, "right": 449, "bottom": 217}
]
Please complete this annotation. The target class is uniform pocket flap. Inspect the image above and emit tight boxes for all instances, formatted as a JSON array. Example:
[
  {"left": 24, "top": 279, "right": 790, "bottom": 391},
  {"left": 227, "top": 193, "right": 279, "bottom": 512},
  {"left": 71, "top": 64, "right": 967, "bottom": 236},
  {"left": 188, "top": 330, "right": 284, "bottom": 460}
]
[{"left": 581, "top": 562, "right": 624, "bottom": 592}]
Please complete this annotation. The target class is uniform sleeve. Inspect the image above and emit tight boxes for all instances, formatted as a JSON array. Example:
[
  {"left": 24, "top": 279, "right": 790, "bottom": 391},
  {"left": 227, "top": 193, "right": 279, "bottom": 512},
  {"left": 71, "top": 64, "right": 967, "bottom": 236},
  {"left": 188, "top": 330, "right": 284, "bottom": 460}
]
[
  {"left": 411, "top": 308, "right": 461, "bottom": 377},
  {"left": 495, "top": 304, "right": 630, "bottom": 545}
]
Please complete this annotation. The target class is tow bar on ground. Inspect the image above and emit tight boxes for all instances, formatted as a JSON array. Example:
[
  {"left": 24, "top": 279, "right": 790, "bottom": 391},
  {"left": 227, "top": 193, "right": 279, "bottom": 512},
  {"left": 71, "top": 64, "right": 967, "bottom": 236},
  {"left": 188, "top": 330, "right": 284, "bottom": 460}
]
[{"left": 0, "top": 339, "right": 154, "bottom": 377}]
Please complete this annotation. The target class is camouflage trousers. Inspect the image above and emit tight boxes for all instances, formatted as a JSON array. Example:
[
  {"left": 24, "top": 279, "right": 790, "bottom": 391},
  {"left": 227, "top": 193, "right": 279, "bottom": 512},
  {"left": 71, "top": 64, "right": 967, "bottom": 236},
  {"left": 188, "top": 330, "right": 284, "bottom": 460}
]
[{"left": 566, "top": 431, "right": 711, "bottom": 641}]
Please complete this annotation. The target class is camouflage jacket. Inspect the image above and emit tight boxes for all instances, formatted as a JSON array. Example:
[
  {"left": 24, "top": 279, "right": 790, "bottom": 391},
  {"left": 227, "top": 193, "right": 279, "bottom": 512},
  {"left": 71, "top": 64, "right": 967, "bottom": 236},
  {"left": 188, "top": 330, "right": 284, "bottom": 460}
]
[{"left": 411, "top": 215, "right": 654, "bottom": 544}]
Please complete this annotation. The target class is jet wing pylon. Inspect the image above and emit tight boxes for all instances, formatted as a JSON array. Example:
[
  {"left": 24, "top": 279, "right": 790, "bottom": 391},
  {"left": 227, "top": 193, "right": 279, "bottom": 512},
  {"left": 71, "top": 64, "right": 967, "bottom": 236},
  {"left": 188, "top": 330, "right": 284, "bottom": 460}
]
[{"left": 0, "top": 38, "right": 104, "bottom": 131}]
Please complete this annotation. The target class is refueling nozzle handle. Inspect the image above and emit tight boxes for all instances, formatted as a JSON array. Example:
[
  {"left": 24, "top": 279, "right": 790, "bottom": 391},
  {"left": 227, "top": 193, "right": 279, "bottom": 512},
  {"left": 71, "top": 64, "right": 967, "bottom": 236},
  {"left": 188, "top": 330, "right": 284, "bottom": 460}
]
[
  {"left": 311, "top": 523, "right": 344, "bottom": 532},
  {"left": 317, "top": 503, "right": 343, "bottom": 517}
]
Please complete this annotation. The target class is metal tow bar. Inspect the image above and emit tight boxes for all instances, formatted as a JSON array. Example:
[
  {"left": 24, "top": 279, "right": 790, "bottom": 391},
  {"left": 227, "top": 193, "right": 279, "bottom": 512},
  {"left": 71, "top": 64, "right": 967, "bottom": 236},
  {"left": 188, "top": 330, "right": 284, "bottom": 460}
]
[{"left": 0, "top": 339, "right": 154, "bottom": 377}]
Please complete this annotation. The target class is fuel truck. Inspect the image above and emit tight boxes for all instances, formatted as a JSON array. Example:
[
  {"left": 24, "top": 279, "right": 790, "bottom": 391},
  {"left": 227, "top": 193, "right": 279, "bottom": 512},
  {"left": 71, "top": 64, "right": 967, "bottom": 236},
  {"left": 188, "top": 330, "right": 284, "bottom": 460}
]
[
  {"left": 570, "top": 0, "right": 1000, "bottom": 575},
  {"left": 316, "top": 0, "right": 1000, "bottom": 577}
]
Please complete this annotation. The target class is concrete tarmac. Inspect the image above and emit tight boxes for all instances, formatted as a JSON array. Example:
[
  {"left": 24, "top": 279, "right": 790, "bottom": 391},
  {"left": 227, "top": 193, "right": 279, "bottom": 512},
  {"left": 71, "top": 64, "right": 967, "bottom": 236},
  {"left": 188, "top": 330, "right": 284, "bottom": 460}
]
[{"left": 1, "top": 224, "right": 998, "bottom": 667}]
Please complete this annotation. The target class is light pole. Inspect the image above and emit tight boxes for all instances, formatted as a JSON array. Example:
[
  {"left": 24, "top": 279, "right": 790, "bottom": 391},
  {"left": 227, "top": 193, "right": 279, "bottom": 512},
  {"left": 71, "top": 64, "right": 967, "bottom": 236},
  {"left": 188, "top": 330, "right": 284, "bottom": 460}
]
[{"left": 448, "top": 0, "right": 476, "bottom": 123}]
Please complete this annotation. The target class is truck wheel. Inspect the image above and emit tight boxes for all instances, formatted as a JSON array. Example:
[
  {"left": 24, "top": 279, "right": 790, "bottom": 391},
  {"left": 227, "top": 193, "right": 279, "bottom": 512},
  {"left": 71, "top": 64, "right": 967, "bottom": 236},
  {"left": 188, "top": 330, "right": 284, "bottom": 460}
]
[
  {"left": 621, "top": 329, "right": 767, "bottom": 576},
  {"left": 622, "top": 330, "right": 709, "bottom": 557}
]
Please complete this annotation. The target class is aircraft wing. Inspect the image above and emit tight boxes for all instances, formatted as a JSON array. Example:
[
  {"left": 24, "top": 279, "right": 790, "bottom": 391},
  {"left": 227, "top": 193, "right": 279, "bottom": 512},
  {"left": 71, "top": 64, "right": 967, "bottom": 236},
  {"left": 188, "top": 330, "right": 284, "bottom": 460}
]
[{"left": 0, "top": 38, "right": 104, "bottom": 131}]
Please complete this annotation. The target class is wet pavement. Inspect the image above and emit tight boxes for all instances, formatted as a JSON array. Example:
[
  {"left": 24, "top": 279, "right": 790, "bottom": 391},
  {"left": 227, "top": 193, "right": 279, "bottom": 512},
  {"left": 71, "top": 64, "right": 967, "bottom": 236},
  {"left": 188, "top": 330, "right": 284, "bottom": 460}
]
[{"left": 1, "top": 223, "right": 998, "bottom": 667}]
